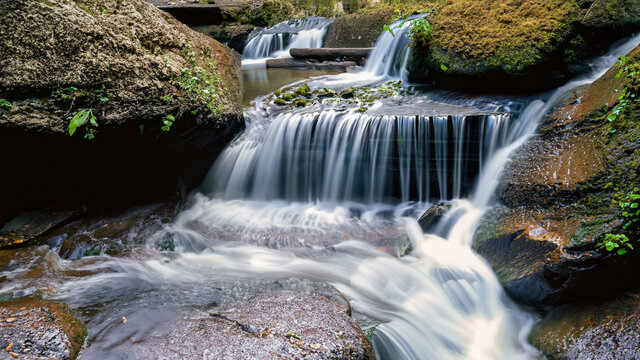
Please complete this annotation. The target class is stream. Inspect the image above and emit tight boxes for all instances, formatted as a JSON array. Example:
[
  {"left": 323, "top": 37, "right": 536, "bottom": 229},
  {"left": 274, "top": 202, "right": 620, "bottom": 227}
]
[{"left": 2, "top": 16, "right": 639, "bottom": 360}]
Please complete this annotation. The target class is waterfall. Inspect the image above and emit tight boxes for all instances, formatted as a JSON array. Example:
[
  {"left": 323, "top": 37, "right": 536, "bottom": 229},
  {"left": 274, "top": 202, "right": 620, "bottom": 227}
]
[
  {"left": 16, "top": 22, "right": 638, "bottom": 360},
  {"left": 204, "top": 110, "right": 513, "bottom": 203},
  {"left": 363, "top": 14, "right": 425, "bottom": 80},
  {"left": 242, "top": 17, "right": 332, "bottom": 61}
]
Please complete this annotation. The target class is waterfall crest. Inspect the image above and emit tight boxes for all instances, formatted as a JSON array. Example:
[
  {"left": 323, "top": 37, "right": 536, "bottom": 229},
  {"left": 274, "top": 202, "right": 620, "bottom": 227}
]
[{"left": 204, "top": 109, "right": 513, "bottom": 203}]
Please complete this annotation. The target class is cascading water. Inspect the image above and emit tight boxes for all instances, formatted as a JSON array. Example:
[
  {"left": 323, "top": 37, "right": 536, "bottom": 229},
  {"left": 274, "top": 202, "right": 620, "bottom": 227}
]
[
  {"left": 242, "top": 17, "right": 333, "bottom": 64},
  {"left": 206, "top": 109, "right": 513, "bottom": 203},
  {"left": 3, "top": 15, "right": 639, "bottom": 360}
]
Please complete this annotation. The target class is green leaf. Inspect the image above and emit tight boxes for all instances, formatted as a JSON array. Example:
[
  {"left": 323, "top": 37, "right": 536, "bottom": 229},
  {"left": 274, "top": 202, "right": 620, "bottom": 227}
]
[
  {"left": 605, "top": 241, "right": 617, "bottom": 251},
  {"left": 139, "top": 125, "right": 144, "bottom": 135},
  {"left": 69, "top": 109, "right": 90, "bottom": 136},
  {"left": 617, "top": 248, "right": 627, "bottom": 256},
  {"left": 0, "top": 98, "right": 12, "bottom": 109},
  {"left": 440, "top": 64, "right": 448, "bottom": 72},
  {"left": 89, "top": 111, "right": 98, "bottom": 127}
]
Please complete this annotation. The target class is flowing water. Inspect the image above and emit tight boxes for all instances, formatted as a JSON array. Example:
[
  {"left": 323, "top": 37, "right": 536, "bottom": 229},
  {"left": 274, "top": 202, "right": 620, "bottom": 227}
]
[
  {"left": 242, "top": 17, "right": 333, "bottom": 67},
  {"left": 2, "top": 15, "right": 639, "bottom": 360}
]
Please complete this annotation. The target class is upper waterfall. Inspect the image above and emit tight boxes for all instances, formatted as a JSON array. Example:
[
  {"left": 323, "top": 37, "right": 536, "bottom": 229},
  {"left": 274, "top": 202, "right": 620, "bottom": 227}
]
[{"left": 242, "top": 17, "right": 333, "bottom": 62}]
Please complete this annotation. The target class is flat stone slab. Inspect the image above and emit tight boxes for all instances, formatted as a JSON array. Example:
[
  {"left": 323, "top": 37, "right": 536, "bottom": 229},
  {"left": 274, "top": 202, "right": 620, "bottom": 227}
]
[{"left": 119, "top": 291, "right": 375, "bottom": 359}]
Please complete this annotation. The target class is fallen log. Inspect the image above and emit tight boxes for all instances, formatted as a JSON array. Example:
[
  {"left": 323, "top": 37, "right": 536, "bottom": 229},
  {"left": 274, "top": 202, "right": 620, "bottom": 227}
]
[
  {"left": 266, "top": 58, "right": 359, "bottom": 70},
  {"left": 289, "top": 48, "right": 373, "bottom": 62}
]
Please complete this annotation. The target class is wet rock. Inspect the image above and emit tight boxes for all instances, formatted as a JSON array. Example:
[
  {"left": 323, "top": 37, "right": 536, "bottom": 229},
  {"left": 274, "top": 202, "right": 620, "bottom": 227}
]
[
  {"left": 417, "top": 203, "right": 450, "bottom": 233},
  {"left": 474, "top": 44, "right": 640, "bottom": 309},
  {"left": 0, "top": 210, "right": 77, "bottom": 249},
  {"left": 0, "top": 0, "right": 243, "bottom": 223},
  {"left": 530, "top": 292, "right": 640, "bottom": 359},
  {"left": 121, "top": 291, "right": 375, "bottom": 359},
  {"left": 0, "top": 297, "right": 87, "bottom": 360},
  {"left": 46, "top": 202, "right": 178, "bottom": 260}
]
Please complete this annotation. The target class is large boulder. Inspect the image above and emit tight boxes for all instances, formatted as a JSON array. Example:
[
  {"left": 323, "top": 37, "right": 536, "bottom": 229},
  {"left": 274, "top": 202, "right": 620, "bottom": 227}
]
[
  {"left": 407, "top": 0, "right": 640, "bottom": 92},
  {"left": 0, "top": 0, "right": 243, "bottom": 223},
  {"left": 474, "top": 44, "right": 640, "bottom": 310}
]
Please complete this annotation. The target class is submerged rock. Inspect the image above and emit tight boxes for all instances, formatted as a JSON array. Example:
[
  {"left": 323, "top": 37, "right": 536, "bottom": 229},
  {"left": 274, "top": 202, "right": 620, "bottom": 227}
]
[
  {"left": 0, "top": 297, "right": 87, "bottom": 360},
  {"left": 0, "top": 0, "right": 243, "bottom": 223},
  {"left": 474, "top": 44, "right": 640, "bottom": 310},
  {"left": 119, "top": 291, "right": 375, "bottom": 359}
]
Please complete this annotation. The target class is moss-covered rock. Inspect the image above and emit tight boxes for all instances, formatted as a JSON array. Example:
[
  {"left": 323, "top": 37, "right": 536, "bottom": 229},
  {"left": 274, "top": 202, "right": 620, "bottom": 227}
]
[
  {"left": 407, "top": 0, "right": 640, "bottom": 92},
  {"left": 0, "top": 0, "right": 243, "bottom": 223}
]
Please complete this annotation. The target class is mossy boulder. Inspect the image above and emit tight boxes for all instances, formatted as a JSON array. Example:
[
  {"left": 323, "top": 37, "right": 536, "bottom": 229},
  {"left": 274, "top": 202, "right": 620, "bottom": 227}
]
[
  {"left": 473, "top": 44, "right": 640, "bottom": 310},
  {"left": 407, "top": 0, "right": 640, "bottom": 92},
  {"left": 0, "top": 0, "right": 243, "bottom": 223},
  {"left": 0, "top": 297, "right": 87, "bottom": 359}
]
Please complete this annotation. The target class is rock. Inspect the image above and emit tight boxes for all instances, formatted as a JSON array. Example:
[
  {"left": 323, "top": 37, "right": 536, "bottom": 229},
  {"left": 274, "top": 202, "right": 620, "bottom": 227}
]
[
  {"left": 46, "top": 201, "right": 178, "bottom": 260},
  {"left": 407, "top": 0, "right": 640, "bottom": 93},
  {"left": 0, "top": 297, "right": 87, "bottom": 360},
  {"left": 474, "top": 44, "right": 640, "bottom": 309},
  {"left": 118, "top": 291, "right": 375, "bottom": 359},
  {"left": 324, "top": 8, "right": 396, "bottom": 48},
  {"left": 530, "top": 292, "right": 640, "bottom": 359},
  {"left": 0, "top": 0, "right": 243, "bottom": 223},
  {"left": 0, "top": 210, "right": 78, "bottom": 249},
  {"left": 417, "top": 203, "right": 450, "bottom": 233}
]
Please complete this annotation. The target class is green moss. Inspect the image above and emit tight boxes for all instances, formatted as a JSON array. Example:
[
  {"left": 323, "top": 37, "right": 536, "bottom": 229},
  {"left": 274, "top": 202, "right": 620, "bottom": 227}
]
[
  {"left": 293, "top": 99, "right": 307, "bottom": 107},
  {"left": 274, "top": 98, "right": 287, "bottom": 106}
]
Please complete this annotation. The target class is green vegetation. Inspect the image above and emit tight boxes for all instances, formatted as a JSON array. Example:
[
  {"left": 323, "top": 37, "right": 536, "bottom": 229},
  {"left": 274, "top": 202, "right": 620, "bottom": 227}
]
[
  {"left": 0, "top": 98, "right": 11, "bottom": 109},
  {"left": 68, "top": 109, "right": 98, "bottom": 139},
  {"left": 365, "top": 324, "right": 378, "bottom": 339},
  {"left": 272, "top": 81, "right": 404, "bottom": 110},
  {"left": 161, "top": 114, "right": 175, "bottom": 132}
]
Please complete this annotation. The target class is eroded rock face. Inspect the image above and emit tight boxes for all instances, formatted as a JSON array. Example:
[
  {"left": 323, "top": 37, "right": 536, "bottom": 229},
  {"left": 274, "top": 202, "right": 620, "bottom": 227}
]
[
  {"left": 0, "top": 0, "right": 243, "bottom": 223},
  {"left": 0, "top": 297, "right": 87, "bottom": 360},
  {"left": 105, "top": 291, "right": 375, "bottom": 359},
  {"left": 474, "top": 45, "right": 640, "bottom": 310}
]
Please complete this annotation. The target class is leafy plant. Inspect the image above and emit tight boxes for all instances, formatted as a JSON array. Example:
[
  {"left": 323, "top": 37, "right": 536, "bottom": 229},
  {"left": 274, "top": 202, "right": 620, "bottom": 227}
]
[
  {"left": 620, "top": 188, "right": 640, "bottom": 230},
  {"left": 0, "top": 98, "right": 12, "bottom": 109},
  {"left": 607, "top": 87, "right": 630, "bottom": 123},
  {"left": 161, "top": 114, "right": 175, "bottom": 132},
  {"left": 175, "top": 65, "right": 224, "bottom": 115},
  {"left": 53, "top": 87, "right": 78, "bottom": 100},
  {"left": 408, "top": 17, "right": 433, "bottom": 47},
  {"left": 68, "top": 109, "right": 98, "bottom": 139},
  {"left": 601, "top": 233, "right": 633, "bottom": 255},
  {"left": 94, "top": 85, "right": 113, "bottom": 103}
]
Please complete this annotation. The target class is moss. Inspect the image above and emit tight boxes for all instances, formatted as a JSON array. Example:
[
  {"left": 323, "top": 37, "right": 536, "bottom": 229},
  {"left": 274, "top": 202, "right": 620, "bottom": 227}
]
[
  {"left": 282, "top": 93, "right": 294, "bottom": 101},
  {"left": 427, "top": 0, "right": 578, "bottom": 74},
  {"left": 274, "top": 98, "right": 287, "bottom": 106},
  {"left": 293, "top": 99, "right": 307, "bottom": 107}
]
